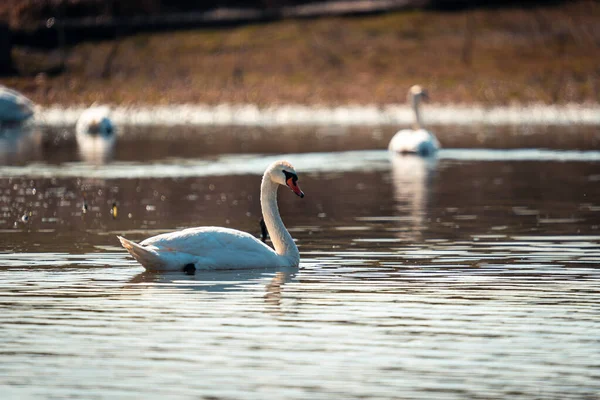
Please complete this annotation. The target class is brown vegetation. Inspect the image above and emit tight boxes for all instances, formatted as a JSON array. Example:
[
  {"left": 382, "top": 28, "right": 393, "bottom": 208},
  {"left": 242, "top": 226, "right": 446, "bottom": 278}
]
[{"left": 1, "top": 0, "right": 598, "bottom": 106}]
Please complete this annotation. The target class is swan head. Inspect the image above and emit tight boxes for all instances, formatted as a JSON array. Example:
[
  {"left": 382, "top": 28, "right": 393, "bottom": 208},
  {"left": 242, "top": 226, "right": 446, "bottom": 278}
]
[
  {"left": 88, "top": 117, "right": 115, "bottom": 138},
  {"left": 408, "top": 85, "right": 429, "bottom": 103},
  {"left": 267, "top": 160, "right": 304, "bottom": 198},
  {"left": 99, "top": 117, "right": 115, "bottom": 137},
  {"left": 76, "top": 106, "right": 116, "bottom": 138}
]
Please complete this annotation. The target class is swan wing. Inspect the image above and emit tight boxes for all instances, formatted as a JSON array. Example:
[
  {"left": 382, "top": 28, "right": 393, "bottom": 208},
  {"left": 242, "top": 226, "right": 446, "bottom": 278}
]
[{"left": 140, "top": 226, "right": 262, "bottom": 252}]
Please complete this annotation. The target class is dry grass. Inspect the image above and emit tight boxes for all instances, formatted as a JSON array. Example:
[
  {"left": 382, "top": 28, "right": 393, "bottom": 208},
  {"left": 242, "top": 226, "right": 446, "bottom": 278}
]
[{"left": 2, "top": 1, "right": 599, "bottom": 106}]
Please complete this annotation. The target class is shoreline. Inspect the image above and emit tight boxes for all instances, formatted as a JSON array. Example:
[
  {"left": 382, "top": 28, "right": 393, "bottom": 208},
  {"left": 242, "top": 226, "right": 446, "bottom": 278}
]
[
  {"left": 4, "top": 2, "right": 599, "bottom": 109},
  {"left": 36, "top": 103, "right": 600, "bottom": 127},
  {"left": 2, "top": 149, "right": 600, "bottom": 179}
]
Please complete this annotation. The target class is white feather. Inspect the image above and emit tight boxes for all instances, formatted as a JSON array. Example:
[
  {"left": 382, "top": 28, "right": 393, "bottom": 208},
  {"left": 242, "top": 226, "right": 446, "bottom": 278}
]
[
  {"left": 388, "top": 128, "right": 440, "bottom": 155},
  {"left": 0, "top": 86, "right": 35, "bottom": 124},
  {"left": 76, "top": 106, "right": 115, "bottom": 136}
]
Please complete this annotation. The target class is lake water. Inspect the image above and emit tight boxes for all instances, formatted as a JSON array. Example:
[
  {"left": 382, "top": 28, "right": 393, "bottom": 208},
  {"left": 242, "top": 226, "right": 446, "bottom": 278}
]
[{"left": 1, "top": 124, "right": 600, "bottom": 399}]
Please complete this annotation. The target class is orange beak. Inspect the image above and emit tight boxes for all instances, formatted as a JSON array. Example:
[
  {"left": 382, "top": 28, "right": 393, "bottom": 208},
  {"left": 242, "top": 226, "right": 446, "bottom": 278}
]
[{"left": 286, "top": 177, "right": 305, "bottom": 198}]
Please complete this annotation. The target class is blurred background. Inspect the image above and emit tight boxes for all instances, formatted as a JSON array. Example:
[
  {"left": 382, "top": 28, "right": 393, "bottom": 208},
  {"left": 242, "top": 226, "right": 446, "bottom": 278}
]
[{"left": 0, "top": 0, "right": 598, "bottom": 105}]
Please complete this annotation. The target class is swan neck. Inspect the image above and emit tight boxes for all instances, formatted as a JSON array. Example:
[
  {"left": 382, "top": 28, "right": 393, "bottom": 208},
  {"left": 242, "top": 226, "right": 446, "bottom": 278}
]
[
  {"left": 411, "top": 94, "right": 423, "bottom": 130},
  {"left": 260, "top": 176, "right": 299, "bottom": 266}
]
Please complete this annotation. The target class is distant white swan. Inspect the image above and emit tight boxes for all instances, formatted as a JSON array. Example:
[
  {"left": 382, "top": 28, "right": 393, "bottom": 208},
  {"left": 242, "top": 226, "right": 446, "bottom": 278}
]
[
  {"left": 75, "top": 106, "right": 117, "bottom": 163},
  {"left": 388, "top": 85, "right": 440, "bottom": 156},
  {"left": 0, "top": 86, "right": 35, "bottom": 126},
  {"left": 118, "top": 160, "right": 305, "bottom": 272}
]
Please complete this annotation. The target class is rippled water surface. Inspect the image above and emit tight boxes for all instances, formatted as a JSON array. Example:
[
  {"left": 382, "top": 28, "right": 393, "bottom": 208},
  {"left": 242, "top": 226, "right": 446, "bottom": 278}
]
[{"left": 1, "top": 124, "right": 600, "bottom": 399}]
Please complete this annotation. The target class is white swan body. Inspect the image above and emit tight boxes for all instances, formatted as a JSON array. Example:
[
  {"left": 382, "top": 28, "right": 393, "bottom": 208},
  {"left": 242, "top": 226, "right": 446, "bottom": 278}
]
[
  {"left": 389, "top": 85, "right": 440, "bottom": 156},
  {"left": 118, "top": 160, "right": 305, "bottom": 272},
  {"left": 0, "top": 86, "right": 35, "bottom": 126},
  {"left": 76, "top": 106, "right": 116, "bottom": 138},
  {"left": 388, "top": 128, "right": 440, "bottom": 156},
  {"left": 75, "top": 106, "right": 117, "bottom": 162}
]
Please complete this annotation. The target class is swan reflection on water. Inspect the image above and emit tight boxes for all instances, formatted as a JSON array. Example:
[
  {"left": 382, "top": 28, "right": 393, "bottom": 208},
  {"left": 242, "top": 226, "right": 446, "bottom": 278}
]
[
  {"left": 127, "top": 268, "right": 297, "bottom": 314},
  {"left": 390, "top": 154, "right": 438, "bottom": 240},
  {"left": 128, "top": 266, "right": 297, "bottom": 291},
  {"left": 77, "top": 135, "right": 116, "bottom": 164},
  {"left": 0, "top": 125, "right": 43, "bottom": 165}
]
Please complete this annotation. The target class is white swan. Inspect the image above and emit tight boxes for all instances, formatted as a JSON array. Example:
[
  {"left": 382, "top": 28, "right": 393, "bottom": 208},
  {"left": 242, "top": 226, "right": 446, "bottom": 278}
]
[
  {"left": 388, "top": 85, "right": 440, "bottom": 156},
  {"left": 118, "top": 160, "right": 305, "bottom": 272},
  {"left": 75, "top": 106, "right": 117, "bottom": 163},
  {"left": 0, "top": 86, "right": 35, "bottom": 127}
]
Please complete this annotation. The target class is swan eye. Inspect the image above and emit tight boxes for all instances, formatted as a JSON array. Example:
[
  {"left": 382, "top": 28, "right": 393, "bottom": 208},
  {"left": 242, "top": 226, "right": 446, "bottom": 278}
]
[{"left": 282, "top": 170, "right": 297, "bottom": 183}]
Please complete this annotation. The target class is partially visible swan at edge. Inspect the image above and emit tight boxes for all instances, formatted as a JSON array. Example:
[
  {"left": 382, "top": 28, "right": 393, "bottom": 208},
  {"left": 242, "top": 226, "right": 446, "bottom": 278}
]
[
  {"left": 0, "top": 86, "right": 35, "bottom": 127},
  {"left": 75, "top": 105, "right": 117, "bottom": 162},
  {"left": 118, "top": 160, "right": 305, "bottom": 272},
  {"left": 388, "top": 85, "right": 440, "bottom": 156}
]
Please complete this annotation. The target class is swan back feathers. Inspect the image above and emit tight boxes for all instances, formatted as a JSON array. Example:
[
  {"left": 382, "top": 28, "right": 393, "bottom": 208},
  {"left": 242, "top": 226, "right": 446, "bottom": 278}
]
[
  {"left": 0, "top": 86, "right": 35, "bottom": 123},
  {"left": 76, "top": 106, "right": 116, "bottom": 138}
]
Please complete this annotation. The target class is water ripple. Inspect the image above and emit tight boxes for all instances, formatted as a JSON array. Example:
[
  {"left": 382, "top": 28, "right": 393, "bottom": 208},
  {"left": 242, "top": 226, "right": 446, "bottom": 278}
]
[
  {"left": 1, "top": 151, "right": 600, "bottom": 399},
  {"left": 1, "top": 149, "right": 600, "bottom": 179}
]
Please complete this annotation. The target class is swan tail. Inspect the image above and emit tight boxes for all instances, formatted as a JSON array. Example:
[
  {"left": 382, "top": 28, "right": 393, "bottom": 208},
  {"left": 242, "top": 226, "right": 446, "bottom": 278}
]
[{"left": 118, "top": 236, "right": 163, "bottom": 270}]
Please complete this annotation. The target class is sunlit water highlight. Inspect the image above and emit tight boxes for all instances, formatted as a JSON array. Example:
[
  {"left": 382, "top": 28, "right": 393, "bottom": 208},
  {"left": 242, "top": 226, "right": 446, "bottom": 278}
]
[
  {"left": 1, "top": 124, "right": 599, "bottom": 399},
  {"left": 1, "top": 149, "right": 600, "bottom": 179},
  {"left": 38, "top": 104, "right": 600, "bottom": 126}
]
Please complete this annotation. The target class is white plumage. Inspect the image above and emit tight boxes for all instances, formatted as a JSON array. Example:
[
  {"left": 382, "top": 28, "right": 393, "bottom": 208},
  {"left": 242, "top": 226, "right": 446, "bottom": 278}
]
[
  {"left": 118, "top": 160, "right": 305, "bottom": 272},
  {"left": 388, "top": 85, "right": 440, "bottom": 156},
  {"left": 0, "top": 86, "right": 35, "bottom": 126},
  {"left": 76, "top": 105, "right": 116, "bottom": 138},
  {"left": 388, "top": 128, "right": 440, "bottom": 156}
]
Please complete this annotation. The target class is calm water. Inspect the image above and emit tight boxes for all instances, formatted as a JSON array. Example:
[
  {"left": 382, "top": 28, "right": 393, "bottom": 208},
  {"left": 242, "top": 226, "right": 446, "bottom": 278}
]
[{"left": 1, "top": 124, "right": 600, "bottom": 399}]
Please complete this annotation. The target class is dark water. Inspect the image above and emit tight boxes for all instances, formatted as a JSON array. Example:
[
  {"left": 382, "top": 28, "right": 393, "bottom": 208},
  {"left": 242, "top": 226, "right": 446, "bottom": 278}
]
[{"left": 1, "top": 124, "right": 600, "bottom": 399}]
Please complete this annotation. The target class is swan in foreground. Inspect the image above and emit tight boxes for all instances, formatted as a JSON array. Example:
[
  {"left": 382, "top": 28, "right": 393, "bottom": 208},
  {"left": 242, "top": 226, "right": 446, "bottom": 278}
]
[
  {"left": 0, "top": 86, "right": 35, "bottom": 127},
  {"left": 75, "top": 106, "right": 117, "bottom": 162},
  {"left": 388, "top": 85, "right": 440, "bottom": 156},
  {"left": 118, "top": 160, "right": 305, "bottom": 272}
]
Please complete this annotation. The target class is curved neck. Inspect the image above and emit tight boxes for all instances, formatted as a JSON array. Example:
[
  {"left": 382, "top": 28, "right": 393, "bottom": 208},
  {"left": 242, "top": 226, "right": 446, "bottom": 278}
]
[
  {"left": 260, "top": 175, "right": 299, "bottom": 266},
  {"left": 411, "top": 95, "right": 423, "bottom": 130}
]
